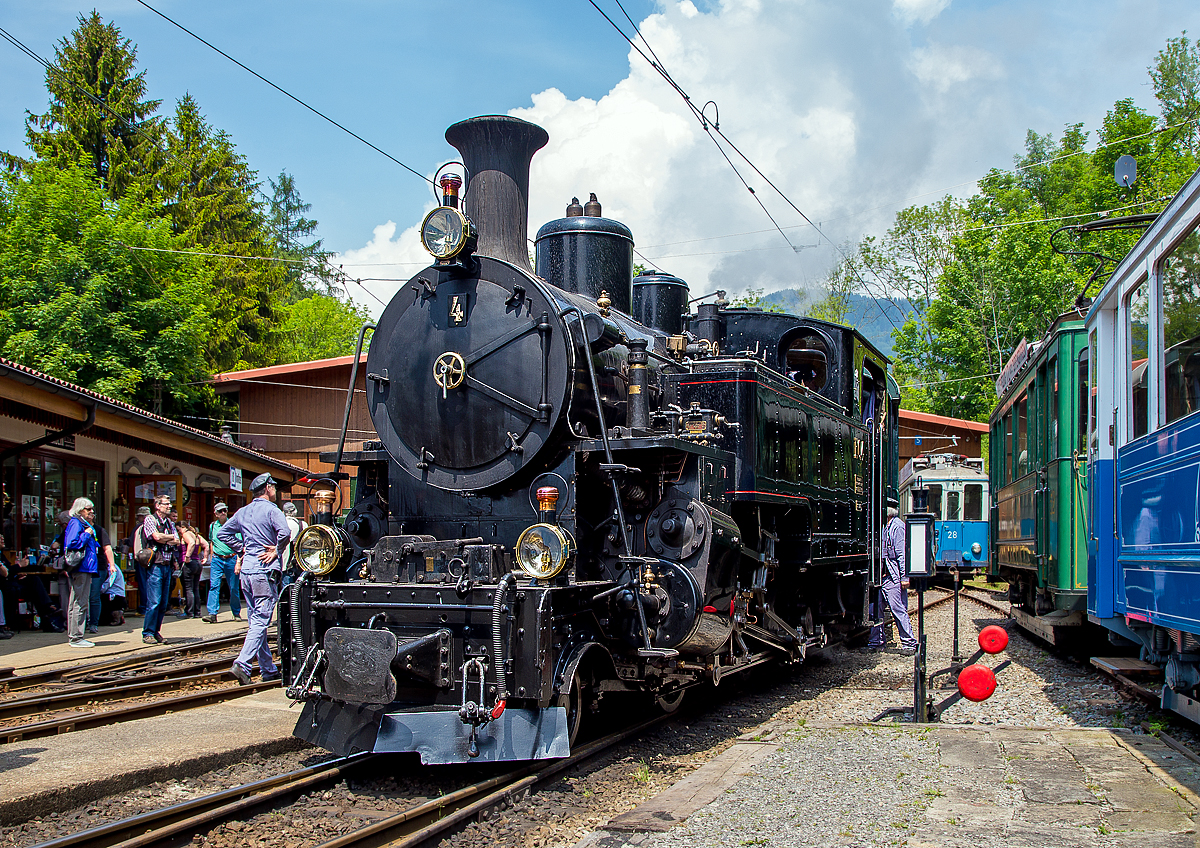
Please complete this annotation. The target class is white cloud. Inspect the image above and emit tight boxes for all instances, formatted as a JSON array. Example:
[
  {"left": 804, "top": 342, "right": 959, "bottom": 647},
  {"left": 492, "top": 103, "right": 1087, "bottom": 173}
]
[
  {"left": 892, "top": 0, "right": 952, "bottom": 26},
  {"left": 338, "top": 1, "right": 1180, "bottom": 304},
  {"left": 333, "top": 217, "right": 432, "bottom": 317},
  {"left": 910, "top": 44, "right": 1002, "bottom": 94}
]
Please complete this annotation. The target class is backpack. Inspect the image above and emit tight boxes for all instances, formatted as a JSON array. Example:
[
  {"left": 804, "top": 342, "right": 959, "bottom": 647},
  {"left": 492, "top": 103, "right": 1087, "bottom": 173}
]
[{"left": 133, "top": 524, "right": 154, "bottom": 566}]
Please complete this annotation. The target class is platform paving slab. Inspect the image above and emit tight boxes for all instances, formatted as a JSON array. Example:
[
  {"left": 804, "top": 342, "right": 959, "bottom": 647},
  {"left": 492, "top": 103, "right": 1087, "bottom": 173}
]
[
  {"left": 0, "top": 684, "right": 305, "bottom": 825},
  {"left": 0, "top": 605, "right": 249, "bottom": 678},
  {"left": 574, "top": 724, "right": 1200, "bottom": 848}
]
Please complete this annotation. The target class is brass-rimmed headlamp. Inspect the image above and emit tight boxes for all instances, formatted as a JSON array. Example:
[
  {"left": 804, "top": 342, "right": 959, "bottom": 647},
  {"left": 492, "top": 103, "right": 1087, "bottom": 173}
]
[
  {"left": 421, "top": 174, "right": 476, "bottom": 260},
  {"left": 295, "top": 523, "right": 348, "bottom": 576},
  {"left": 515, "top": 523, "right": 575, "bottom": 580}
]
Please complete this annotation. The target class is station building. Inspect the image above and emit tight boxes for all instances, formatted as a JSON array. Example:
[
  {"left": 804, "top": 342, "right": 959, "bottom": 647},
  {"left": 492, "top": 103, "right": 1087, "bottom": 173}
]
[
  {"left": 211, "top": 353, "right": 370, "bottom": 508},
  {"left": 897, "top": 408, "right": 989, "bottom": 466},
  {"left": 0, "top": 356, "right": 303, "bottom": 604}
]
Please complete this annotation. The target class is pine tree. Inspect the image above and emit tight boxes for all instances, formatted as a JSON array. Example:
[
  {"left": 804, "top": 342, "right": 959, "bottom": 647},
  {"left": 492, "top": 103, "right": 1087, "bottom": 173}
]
[
  {"left": 22, "top": 11, "right": 164, "bottom": 199},
  {"left": 160, "top": 95, "right": 290, "bottom": 370},
  {"left": 267, "top": 170, "right": 336, "bottom": 299}
]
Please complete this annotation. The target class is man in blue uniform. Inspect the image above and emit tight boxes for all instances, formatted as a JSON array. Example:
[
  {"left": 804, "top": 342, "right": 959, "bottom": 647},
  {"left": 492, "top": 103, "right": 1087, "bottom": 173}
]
[
  {"left": 866, "top": 506, "right": 918, "bottom": 655},
  {"left": 218, "top": 474, "right": 291, "bottom": 684}
]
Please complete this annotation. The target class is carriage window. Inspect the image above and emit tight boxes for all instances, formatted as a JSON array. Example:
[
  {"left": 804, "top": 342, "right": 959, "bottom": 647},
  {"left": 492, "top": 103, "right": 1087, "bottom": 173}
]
[
  {"left": 1049, "top": 357, "right": 1059, "bottom": 459},
  {"left": 1127, "top": 278, "right": 1149, "bottom": 439},
  {"left": 1003, "top": 412, "right": 1013, "bottom": 482},
  {"left": 964, "top": 483, "right": 983, "bottom": 521},
  {"left": 1077, "top": 349, "right": 1089, "bottom": 455},
  {"left": 1088, "top": 331, "right": 1098, "bottom": 453},
  {"left": 782, "top": 332, "right": 828, "bottom": 392},
  {"left": 946, "top": 490, "right": 961, "bottom": 520},
  {"left": 1016, "top": 396, "right": 1028, "bottom": 477},
  {"left": 1161, "top": 227, "right": 1200, "bottom": 427}
]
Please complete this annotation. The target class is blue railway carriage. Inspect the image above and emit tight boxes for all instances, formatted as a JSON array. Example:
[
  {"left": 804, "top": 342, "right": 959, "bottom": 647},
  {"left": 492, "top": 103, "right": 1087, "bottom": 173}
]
[
  {"left": 988, "top": 313, "right": 1091, "bottom": 641},
  {"left": 1087, "top": 164, "right": 1200, "bottom": 723},
  {"left": 899, "top": 454, "right": 989, "bottom": 574}
]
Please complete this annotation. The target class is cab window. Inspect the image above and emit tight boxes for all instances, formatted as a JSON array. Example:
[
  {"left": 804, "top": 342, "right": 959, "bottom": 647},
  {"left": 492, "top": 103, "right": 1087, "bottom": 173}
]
[{"left": 964, "top": 483, "right": 983, "bottom": 521}]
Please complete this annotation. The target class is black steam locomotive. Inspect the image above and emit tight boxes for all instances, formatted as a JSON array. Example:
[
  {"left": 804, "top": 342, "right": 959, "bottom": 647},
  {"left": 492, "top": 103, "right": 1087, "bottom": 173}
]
[{"left": 281, "top": 116, "right": 900, "bottom": 764}]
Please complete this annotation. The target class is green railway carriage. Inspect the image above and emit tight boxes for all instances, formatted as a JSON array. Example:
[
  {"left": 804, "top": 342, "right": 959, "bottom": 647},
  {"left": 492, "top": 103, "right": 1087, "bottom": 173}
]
[{"left": 989, "top": 311, "right": 1091, "bottom": 624}]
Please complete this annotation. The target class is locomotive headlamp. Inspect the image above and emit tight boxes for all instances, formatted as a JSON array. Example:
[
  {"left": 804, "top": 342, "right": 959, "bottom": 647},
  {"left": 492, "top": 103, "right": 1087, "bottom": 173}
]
[
  {"left": 971, "top": 542, "right": 983, "bottom": 556},
  {"left": 515, "top": 523, "right": 575, "bottom": 580},
  {"left": 421, "top": 205, "right": 475, "bottom": 260},
  {"left": 295, "top": 523, "right": 347, "bottom": 576}
]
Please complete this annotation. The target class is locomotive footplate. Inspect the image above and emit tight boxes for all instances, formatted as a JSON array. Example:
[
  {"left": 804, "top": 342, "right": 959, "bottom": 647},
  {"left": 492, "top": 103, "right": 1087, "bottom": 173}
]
[{"left": 296, "top": 698, "right": 570, "bottom": 764}]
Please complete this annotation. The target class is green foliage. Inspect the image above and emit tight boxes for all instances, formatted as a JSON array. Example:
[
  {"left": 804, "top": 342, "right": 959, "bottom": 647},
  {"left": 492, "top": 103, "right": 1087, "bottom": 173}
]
[
  {"left": 20, "top": 12, "right": 164, "bottom": 199},
  {"left": 828, "top": 32, "right": 1200, "bottom": 420},
  {"left": 276, "top": 294, "right": 372, "bottom": 364},
  {"left": 159, "top": 95, "right": 290, "bottom": 372},
  {"left": 267, "top": 170, "right": 336, "bottom": 300},
  {"left": 0, "top": 162, "right": 212, "bottom": 411},
  {"left": 0, "top": 10, "right": 343, "bottom": 420}
]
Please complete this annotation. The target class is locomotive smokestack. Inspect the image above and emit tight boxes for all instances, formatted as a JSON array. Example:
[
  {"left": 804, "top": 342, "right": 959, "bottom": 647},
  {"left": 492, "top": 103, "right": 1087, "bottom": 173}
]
[{"left": 445, "top": 116, "right": 549, "bottom": 271}]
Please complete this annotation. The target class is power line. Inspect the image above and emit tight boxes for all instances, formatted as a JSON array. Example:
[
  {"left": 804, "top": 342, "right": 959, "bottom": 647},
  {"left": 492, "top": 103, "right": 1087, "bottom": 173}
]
[
  {"left": 0, "top": 25, "right": 163, "bottom": 152},
  {"left": 133, "top": 0, "right": 433, "bottom": 186}
]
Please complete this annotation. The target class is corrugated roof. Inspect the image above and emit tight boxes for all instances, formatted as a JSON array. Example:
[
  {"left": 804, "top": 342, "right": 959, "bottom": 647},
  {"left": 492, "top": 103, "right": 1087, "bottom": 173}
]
[
  {"left": 0, "top": 356, "right": 305, "bottom": 476},
  {"left": 213, "top": 353, "right": 366, "bottom": 383},
  {"left": 898, "top": 408, "right": 989, "bottom": 434}
]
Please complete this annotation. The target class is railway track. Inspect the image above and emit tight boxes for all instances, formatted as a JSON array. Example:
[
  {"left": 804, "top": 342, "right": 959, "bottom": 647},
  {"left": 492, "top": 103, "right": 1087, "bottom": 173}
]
[
  {"left": 30, "top": 715, "right": 668, "bottom": 848},
  {"left": 909, "top": 586, "right": 1011, "bottom": 618},
  {"left": 0, "top": 634, "right": 282, "bottom": 742},
  {"left": 0, "top": 633, "right": 253, "bottom": 692}
]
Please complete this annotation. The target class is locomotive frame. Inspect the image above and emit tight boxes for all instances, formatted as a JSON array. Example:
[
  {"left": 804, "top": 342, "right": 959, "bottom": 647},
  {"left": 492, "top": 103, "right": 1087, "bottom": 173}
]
[{"left": 280, "top": 116, "right": 900, "bottom": 763}]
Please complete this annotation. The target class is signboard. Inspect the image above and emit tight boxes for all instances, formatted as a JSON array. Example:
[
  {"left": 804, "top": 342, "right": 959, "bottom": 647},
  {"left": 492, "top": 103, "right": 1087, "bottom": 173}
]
[
  {"left": 45, "top": 430, "right": 76, "bottom": 451},
  {"left": 995, "top": 337, "right": 1032, "bottom": 397},
  {"left": 230, "top": 466, "right": 242, "bottom": 491}
]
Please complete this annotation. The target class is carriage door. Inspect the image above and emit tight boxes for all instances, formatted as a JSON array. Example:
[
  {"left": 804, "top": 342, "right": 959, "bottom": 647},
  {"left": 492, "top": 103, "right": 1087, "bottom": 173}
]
[
  {"left": 1033, "top": 362, "right": 1050, "bottom": 584},
  {"left": 862, "top": 362, "right": 884, "bottom": 586}
]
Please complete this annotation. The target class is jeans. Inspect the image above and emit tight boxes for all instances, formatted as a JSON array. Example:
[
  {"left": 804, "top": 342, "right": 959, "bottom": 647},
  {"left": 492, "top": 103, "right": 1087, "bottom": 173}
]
[
  {"left": 142, "top": 562, "right": 173, "bottom": 637},
  {"left": 88, "top": 569, "right": 103, "bottom": 628},
  {"left": 235, "top": 572, "right": 279, "bottom": 676},
  {"left": 134, "top": 562, "right": 149, "bottom": 614},
  {"left": 208, "top": 554, "right": 241, "bottom": 617},
  {"left": 181, "top": 561, "right": 202, "bottom": 616}
]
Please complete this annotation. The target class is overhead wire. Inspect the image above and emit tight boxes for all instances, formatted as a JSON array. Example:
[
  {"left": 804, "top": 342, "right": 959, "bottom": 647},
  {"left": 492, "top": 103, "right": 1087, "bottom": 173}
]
[
  {"left": 133, "top": 0, "right": 433, "bottom": 186},
  {"left": 586, "top": 0, "right": 903, "bottom": 334}
]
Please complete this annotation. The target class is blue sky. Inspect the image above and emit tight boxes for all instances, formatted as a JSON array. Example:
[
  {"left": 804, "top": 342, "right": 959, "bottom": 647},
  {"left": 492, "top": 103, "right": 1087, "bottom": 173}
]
[{"left": 1, "top": 1, "right": 1197, "bottom": 311}]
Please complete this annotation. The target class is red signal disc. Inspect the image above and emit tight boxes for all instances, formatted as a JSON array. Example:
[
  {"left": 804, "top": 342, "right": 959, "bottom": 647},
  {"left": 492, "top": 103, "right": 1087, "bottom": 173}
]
[
  {"left": 957, "top": 664, "right": 997, "bottom": 702},
  {"left": 978, "top": 625, "right": 1009, "bottom": 654}
]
